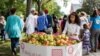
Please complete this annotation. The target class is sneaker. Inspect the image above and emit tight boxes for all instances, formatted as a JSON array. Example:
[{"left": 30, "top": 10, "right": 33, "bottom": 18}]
[
  {"left": 90, "top": 49, "right": 97, "bottom": 52},
  {"left": 93, "top": 49, "right": 97, "bottom": 52}
]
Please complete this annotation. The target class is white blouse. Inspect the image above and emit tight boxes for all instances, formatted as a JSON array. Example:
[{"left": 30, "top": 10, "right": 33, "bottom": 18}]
[{"left": 63, "top": 22, "right": 80, "bottom": 36}]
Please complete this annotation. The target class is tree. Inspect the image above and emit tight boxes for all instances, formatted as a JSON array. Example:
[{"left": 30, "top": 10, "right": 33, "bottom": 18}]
[
  {"left": 0, "top": 0, "right": 26, "bottom": 17},
  {"left": 76, "top": 0, "right": 100, "bottom": 15},
  {"left": 26, "top": 0, "right": 32, "bottom": 17},
  {"left": 32, "top": 0, "right": 52, "bottom": 14},
  {"left": 93, "top": 0, "right": 100, "bottom": 8},
  {"left": 32, "top": 0, "right": 62, "bottom": 17},
  {"left": 76, "top": 0, "right": 91, "bottom": 14},
  {"left": 0, "top": 0, "right": 9, "bottom": 15},
  {"left": 42, "top": 0, "right": 62, "bottom": 17}
]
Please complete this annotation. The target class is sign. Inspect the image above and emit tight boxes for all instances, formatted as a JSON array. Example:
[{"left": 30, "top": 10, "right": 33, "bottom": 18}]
[
  {"left": 66, "top": 42, "right": 82, "bottom": 56},
  {"left": 20, "top": 42, "right": 82, "bottom": 56},
  {"left": 20, "top": 43, "right": 66, "bottom": 56},
  {"left": 52, "top": 49, "right": 63, "bottom": 56}
]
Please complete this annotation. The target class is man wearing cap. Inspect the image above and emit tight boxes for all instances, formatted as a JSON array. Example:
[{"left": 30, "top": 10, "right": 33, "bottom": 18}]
[
  {"left": 25, "top": 8, "right": 37, "bottom": 35},
  {"left": 44, "top": 9, "right": 54, "bottom": 34}
]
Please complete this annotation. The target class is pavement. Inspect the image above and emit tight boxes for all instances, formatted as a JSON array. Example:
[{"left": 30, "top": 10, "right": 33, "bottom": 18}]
[{"left": 83, "top": 49, "right": 100, "bottom": 56}]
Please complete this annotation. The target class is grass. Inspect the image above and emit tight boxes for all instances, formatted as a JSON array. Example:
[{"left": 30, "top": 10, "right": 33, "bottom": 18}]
[
  {"left": 0, "top": 33, "right": 26, "bottom": 56},
  {"left": 0, "top": 40, "right": 20, "bottom": 56}
]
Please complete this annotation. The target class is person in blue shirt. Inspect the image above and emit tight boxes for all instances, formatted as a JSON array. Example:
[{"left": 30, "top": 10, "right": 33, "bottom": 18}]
[
  {"left": 37, "top": 11, "right": 48, "bottom": 32},
  {"left": 44, "top": 9, "right": 54, "bottom": 34},
  {"left": 90, "top": 9, "right": 100, "bottom": 52},
  {"left": 5, "top": 8, "right": 24, "bottom": 56}
]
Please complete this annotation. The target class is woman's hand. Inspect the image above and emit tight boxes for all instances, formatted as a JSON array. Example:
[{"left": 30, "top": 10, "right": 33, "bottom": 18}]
[
  {"left": 69, "top": 34, "right": 77, "bottom": 36},
  {"left": 73, "top": 34, "right": 78, "bottom": 36}
]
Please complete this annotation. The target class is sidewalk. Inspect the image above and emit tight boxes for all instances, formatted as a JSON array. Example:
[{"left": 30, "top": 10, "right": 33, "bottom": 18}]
[{"left": 83, "top": 50, "right": 100, "bottom": 56}]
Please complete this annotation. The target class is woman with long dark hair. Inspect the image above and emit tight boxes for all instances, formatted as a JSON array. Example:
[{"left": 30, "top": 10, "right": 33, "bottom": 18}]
[
  {"left": 63, "top": 12, "right": 80, "bottom": 40},
  {"left": 90, "top": 9, "right": 100, "bottom": 52}
]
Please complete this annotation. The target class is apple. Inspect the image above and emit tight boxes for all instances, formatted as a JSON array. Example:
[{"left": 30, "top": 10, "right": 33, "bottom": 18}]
[{"left": 43, "top": 41, "right": 49, "bottom": 46}]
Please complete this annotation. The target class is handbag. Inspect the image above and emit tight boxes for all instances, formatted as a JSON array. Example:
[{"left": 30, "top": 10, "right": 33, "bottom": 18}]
[{"left": 45, "top": 27, "right": 53, "bottom": 34}]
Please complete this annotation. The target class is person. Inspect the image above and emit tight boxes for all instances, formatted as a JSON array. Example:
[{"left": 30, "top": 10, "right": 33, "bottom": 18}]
[
  {"left": 98, "top": 8, "right": 100, "bottom": 49},
  {"left": 61, "top": 15, "right": 67, "bottom": 32},
  {"left": 37, "top": 11, "right": 48, "bottom": 32},
  {"left": 79, "top": 12, "right": 89, "bottom": 39},
  {"left": 90, "top": 9, "right": 100, "bottom": 52},
  {"left": 52, "top": 14, "right": 58, "bottom": 33},
  {"left": 58, "top": 18, "right": 62, "bottom": 33},
  {"left": 0, "top": 16, "right": 6, "bottom": 41},
  {"left": 79, "top": 12, "right": 88, "bottom": 29},
  {"left": 44, "top": 9, "right": 54, "bottom": 34},
  {"left": 5, "top": 8, "right": 24, "bottom": 56},
  {"left": 82, "top": 24, "right": 91, "bottom": 55},
  {"left": 25, "top": 8, "right": 37, "bottom": 35},
  {"left": 63, "top": 12, "right": 80, "bottom": 40},
  {"left": 34, "top": 11, "right": 38, "bottom": 31}
]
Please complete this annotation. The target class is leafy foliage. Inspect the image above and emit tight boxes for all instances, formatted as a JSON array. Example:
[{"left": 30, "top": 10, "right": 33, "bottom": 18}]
[
  {"left": 0, "top": 0, "right": 64, "bottom": 18},
  {"left": 0, "top": 0, "right": 26, "bottom": 17},
  {"left": 76, "top": 0, "right": 100, "bottom": 15},
  {"left": 42, "top": 1, "right": 60, "bottom": 14},
  {"left": 33, "top": 0, "right": 63, "bottom": 17}
]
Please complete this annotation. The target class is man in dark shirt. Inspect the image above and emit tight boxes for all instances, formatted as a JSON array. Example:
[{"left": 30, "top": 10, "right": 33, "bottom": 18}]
[{"left": 44, "top": 9, "right": 54, "bottom": 34}]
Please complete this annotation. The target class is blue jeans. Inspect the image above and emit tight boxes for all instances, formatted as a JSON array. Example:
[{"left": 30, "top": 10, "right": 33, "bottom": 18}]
[
  {"left": 10, "top": 38, "right": 19, "bottom": 55},
  {"left": 0, "top": 29, "right": 5, "bottom": 41}
]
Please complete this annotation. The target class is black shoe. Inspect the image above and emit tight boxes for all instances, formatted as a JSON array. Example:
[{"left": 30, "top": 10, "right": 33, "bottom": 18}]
[
  {"left": 98, "top": 46, "right": 100, "bottom": 49},
  {"left": 12, "top": 49, "right": 17, "bottom": 56},
  {"left": 90, "top": 49, "right": 97, "bottom": 52},
  {"left": 93, "top": 50, "right": 97, "bottom": 52},
  {"left": 12, "top": 52, "right": 17, "bottom": 56}
]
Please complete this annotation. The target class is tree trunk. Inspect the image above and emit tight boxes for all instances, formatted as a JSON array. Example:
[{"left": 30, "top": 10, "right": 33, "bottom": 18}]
[
  {"left": 26, "top": 0, "right": 32, "bottom": 17},
  {"left": 37, "top": 0, "right": 41, "bottom": 15}
]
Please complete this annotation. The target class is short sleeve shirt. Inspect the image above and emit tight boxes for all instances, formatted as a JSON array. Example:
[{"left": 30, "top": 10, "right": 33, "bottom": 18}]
[{"left": 90, "top": 16, "right": 100, "bottom": 30}]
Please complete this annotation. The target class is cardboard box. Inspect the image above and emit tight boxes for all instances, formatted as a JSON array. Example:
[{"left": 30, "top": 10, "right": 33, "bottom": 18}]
[
  {"left": 66, "top": 42, "right": 82, "bottom": 56},
  {"left": 20, "top": 42, "right": 82, "bottom": 56}
]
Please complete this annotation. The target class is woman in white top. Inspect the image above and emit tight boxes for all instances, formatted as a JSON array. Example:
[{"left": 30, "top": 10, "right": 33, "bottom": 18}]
[{"left": 63, "top": 12, "right": 81, "bottom": 40}]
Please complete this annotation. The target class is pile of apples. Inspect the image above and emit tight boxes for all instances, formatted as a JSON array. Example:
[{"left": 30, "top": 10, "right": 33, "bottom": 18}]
[{"left": 22, "top": 32, "right": 80, "bottom": 46}]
